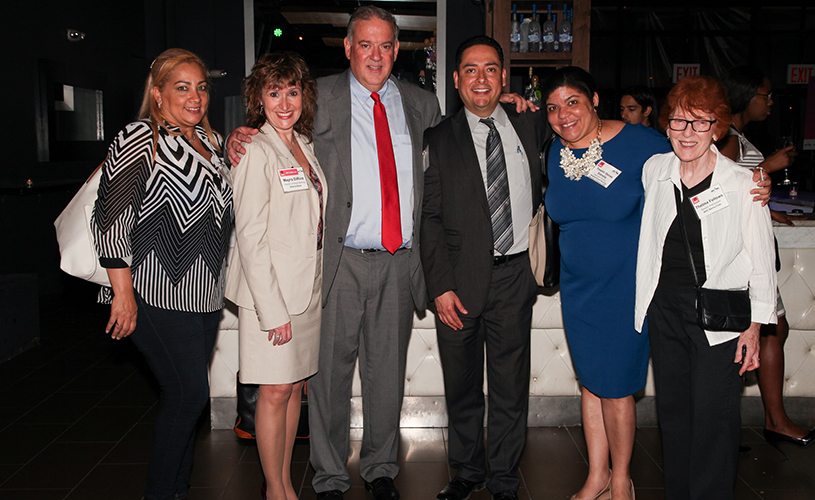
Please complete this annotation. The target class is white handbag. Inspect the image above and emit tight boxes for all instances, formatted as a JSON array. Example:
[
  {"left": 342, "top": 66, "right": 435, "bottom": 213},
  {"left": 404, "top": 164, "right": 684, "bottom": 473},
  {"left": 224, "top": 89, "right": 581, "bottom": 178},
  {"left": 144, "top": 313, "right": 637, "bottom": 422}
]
[{"left": 54, "top": 162, "right": 111, "bottom": 286}]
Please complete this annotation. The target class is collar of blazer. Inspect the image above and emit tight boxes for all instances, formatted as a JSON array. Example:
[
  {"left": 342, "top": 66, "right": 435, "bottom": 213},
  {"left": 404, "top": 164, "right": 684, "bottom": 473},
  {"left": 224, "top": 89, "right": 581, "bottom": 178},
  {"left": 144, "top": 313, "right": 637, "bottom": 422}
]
[{"left": 259, "top": 121, "right": 320, "bottom": 170}]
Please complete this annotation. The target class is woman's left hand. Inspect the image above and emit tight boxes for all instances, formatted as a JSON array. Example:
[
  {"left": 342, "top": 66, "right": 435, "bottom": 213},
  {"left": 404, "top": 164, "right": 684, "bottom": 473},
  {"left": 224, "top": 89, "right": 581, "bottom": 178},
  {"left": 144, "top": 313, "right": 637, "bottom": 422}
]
[
  {"left": 735, "top": 322, "right": 761, "bottom": 375},
  {"left": 268, "top": 322, "right": 292, "bottom": 346}
]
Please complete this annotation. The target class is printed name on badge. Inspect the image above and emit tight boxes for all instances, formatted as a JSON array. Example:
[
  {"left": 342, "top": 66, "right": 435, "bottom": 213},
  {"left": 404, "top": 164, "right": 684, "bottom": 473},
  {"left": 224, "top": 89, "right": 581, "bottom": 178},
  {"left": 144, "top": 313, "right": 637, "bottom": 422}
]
[
  {"left": 586, "top": 160, "right": 621, "bottom": 188},
  {"left": 690, "top": 184, "right": 729, "bottom": 219},
  {"left": 278, "top": 166, "right": 309, "bottom": 192}
]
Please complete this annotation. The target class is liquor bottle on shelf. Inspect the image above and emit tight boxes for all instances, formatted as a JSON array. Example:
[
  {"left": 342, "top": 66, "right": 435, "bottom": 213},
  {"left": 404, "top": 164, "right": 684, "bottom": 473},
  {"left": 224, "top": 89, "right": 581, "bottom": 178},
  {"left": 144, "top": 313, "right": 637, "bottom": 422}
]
[
  {"left": 558, "top": 4, "right": 572, "bottom": 52},
  {"left": 519, "top": 14, "right": 530, "bottom": 53},
  {"left": 528, "top": 5, "right": 541, "bottom": 53},
  {"left": 510, "top": 4, "right": 521, "bottom": 52},
  {"left": 523, "top": 68, "right": 542, "bottom": 107},
  {"left": 542, "top": 4, "right": 556, "bottom": 52},
  {"left": 552, "top": 13, "right": 559, "bottom": 51}
]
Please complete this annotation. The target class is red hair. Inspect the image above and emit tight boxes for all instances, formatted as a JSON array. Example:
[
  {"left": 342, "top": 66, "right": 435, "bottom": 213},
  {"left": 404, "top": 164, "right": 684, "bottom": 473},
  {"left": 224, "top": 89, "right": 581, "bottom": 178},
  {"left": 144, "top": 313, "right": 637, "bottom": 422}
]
[{"left": 660, "top": 76, "right": 731, "bottom": 139}]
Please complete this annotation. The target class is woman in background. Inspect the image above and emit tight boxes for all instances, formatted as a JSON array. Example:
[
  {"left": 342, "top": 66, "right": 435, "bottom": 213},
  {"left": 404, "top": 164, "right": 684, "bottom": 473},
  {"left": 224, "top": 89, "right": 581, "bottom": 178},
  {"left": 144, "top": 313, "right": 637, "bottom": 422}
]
[
  {"left": 92, "top": 48, "right": 233, "bottom": 500},
  {"left": 635, "top": 75, "right": 776, "bottom": 499},
  {"left": 719, "top": 66, "right": 813, "bottom": 449},
  {"left": 225, "top": 51, "right": 324, "bottom": 500}
]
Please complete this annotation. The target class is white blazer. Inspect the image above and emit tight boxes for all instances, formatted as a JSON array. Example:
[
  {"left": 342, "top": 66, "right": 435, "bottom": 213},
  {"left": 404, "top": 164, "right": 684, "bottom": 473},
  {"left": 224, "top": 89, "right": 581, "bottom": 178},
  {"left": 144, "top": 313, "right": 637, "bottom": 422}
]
[
  {"left": 225, "top": 122, "right": 327, "bottom": 331},
  {"left": 634, "top": 146, "right": 776, "bottom": 346}
]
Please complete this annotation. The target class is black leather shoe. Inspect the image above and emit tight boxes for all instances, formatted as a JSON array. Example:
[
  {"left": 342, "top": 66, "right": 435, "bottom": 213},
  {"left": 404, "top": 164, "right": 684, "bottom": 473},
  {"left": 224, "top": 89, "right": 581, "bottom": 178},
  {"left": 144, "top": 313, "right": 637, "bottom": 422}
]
[
  {"left": 492, "top": 491, "right": 519, "bottom": 500},
  {"left": 436, "top": 477, "right": 486, "bottom": 500},
  {"left": 364, "top": 476, "right": 400, "bottom": 500},
  {"left": 316, "top": 490, "right": 344, "bottom": 500},
  {"left": 764, "top": 428, "right": 815, "bottom": 447}
]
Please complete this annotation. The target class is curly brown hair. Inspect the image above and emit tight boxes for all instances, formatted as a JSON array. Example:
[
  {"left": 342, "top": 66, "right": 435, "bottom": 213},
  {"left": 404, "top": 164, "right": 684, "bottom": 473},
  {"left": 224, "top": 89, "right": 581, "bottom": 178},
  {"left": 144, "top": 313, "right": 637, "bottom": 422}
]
[
  {"left": 660, "top": 76, "right": 731, "bottom": 141},
  {"left": 243, "top": 51, "right": 317, "bottom": 141}
]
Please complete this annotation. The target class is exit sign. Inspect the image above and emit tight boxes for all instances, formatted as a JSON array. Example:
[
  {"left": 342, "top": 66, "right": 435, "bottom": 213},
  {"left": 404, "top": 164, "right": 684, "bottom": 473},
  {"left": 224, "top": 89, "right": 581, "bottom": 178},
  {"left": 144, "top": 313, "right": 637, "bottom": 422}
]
[
  {"left": 673, "top": 64, "right": 700, "bottom": 83},
  {"left": 788, "top": 65, "right": 815, "bottom": 85}
]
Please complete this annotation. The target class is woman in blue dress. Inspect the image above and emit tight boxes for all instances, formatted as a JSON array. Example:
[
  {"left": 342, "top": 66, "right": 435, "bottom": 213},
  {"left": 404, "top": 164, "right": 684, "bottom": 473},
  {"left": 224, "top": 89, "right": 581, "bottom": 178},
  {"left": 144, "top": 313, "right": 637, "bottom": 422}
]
[
  {"left": 541, "top": 68, "right": 770, "bottom": 500},
  {"left": 541, "top": 67, "right": 669, "bottom": 500}
]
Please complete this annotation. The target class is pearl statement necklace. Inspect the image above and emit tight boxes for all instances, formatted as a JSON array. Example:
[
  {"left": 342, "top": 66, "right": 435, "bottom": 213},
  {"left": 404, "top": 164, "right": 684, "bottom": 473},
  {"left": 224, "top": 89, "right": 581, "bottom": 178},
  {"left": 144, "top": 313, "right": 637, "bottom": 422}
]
[{"left": 559, "top": 119, "right": 603, "bottom": 181}]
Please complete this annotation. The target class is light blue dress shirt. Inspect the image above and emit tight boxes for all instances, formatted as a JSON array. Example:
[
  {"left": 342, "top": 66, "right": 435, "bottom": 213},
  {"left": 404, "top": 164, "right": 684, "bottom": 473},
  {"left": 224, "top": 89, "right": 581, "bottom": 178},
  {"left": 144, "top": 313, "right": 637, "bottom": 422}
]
[{"left": 345, "top": 74, "right": 414, "bottom": 250}]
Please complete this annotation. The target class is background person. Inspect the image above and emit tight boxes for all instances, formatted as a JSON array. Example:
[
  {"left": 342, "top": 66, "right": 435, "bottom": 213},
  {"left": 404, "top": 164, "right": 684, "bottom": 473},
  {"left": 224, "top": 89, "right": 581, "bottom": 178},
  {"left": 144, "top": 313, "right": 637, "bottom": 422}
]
[
  {"left": 541, "top": 67, "right": 671, "bottom": 500},
  {"left": 421, "top": 35, "right": 548, "bottom": 500},
  {"left": 225, "top": 51, "right": 325, "bottom": 500},
  {"left": 635, "top": 75, "right": 776, "bottom": 499},
  {"left": 619, "top": 86, "right": 659, "bottom": 132},
  {"left": 91, "top": 48, "right": 233, "bottom": 500},
  {"left": 718, "top": 65, "right": 813, "bottom": 449}
]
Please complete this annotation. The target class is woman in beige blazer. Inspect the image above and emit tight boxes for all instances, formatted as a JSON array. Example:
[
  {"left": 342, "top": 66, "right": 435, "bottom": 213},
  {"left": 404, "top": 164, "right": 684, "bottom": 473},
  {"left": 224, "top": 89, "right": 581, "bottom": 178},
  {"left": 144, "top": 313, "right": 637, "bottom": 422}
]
[{"left": 225, "top": 51, "right": 325, "bottom": 500}]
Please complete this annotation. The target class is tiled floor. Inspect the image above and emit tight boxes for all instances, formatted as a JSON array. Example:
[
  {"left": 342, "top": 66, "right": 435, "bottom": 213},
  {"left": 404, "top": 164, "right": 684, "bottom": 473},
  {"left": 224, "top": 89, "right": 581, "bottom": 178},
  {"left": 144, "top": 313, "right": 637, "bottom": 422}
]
[{"left": 1, "top": 284, "right": 814, "bottom": 499}]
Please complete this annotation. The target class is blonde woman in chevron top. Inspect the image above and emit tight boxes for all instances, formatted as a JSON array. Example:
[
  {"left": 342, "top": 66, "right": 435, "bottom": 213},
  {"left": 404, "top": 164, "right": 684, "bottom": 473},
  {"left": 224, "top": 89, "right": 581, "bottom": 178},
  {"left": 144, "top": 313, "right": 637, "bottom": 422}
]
[{"left": 91, "top": 48, "right": 233, "bottom": 500}]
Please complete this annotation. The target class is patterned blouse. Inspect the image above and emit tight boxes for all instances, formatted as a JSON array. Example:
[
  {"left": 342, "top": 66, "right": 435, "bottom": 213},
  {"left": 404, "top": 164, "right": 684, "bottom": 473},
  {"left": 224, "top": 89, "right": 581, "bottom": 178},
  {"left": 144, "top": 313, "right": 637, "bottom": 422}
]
[{"left": 92, "top": 120, "right": 234, "bottom": 313}]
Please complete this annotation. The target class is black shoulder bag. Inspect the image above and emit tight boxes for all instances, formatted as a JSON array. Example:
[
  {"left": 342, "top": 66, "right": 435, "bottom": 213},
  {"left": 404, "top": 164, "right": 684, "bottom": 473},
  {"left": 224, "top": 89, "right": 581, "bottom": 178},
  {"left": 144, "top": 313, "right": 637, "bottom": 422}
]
[{"left": 673, "top": 186, "right": 751, "bottom": 332}]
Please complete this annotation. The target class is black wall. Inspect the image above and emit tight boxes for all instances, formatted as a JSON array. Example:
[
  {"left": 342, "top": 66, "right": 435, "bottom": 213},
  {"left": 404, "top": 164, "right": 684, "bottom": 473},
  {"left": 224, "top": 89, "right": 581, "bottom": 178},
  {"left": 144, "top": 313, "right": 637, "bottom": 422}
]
[{"left": 1, "top": 0, "right": 245, "bottom": 295}]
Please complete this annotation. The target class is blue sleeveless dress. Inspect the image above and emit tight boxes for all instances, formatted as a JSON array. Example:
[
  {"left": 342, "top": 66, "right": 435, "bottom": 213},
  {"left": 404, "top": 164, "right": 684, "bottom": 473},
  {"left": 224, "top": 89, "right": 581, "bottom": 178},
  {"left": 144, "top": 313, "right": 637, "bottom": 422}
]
[{"left": 546, "top": 124, "right": 670, "bottom": 398}]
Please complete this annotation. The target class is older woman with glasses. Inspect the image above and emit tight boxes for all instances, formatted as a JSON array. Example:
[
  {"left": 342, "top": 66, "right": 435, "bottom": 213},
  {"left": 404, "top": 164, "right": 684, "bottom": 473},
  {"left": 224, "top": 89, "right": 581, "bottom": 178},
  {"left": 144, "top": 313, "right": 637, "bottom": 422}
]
[{"left": 635, "top": 76, "right": 777, "bottom": 500}]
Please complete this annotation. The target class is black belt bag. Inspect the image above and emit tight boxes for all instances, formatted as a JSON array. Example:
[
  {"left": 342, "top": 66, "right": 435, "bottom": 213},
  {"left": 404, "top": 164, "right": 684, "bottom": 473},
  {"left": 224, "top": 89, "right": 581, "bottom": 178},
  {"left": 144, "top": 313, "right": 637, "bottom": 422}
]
[{"left": 674, "top": 187, "right": 751, "bottom": 332}]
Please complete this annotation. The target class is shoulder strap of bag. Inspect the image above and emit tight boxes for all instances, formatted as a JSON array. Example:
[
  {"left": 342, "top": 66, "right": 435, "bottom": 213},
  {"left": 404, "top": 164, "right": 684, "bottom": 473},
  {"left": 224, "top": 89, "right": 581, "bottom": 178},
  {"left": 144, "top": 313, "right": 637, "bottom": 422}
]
[{"left": 673, "top": 186, "right": 700, "bottom": 288}]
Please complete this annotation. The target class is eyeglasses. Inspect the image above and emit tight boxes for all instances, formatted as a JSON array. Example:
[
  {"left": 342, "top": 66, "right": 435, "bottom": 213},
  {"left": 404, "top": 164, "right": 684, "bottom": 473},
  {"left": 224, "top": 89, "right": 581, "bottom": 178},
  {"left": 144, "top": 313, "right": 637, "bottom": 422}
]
[
  {"left": 756, "top": 92, "right": 772, "bottom": 102},
  {"left": 667, "top": 118, "right": 717, "bottom": 132}
]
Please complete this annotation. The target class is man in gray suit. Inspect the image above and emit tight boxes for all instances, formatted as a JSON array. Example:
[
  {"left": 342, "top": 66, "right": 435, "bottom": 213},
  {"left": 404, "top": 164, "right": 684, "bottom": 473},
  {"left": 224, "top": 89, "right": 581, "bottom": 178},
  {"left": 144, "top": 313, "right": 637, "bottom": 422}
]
[{"left": 228, "top": 6, "right": 441, "bottom": 499}]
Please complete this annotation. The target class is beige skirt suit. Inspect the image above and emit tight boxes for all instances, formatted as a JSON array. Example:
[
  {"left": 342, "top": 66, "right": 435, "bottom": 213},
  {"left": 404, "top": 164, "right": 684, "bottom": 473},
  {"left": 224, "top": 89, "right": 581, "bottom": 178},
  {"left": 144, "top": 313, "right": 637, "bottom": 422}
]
[{"left": 225, "top": 122, "right": 326, "bottom": 384}]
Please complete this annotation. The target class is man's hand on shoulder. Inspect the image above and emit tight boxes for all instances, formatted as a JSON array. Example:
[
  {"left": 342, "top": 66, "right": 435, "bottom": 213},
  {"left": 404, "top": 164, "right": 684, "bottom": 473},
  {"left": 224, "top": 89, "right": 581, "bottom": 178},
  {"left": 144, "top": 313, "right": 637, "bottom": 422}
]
[
  {"left": 500, "top": 93, "right": 539, "bottom": 113},
  {"left": 226, "top": 127, "right": 259, "bottom": 166},
  {"left": 434, "top": 291, "right": 468, "bottom": 331}
]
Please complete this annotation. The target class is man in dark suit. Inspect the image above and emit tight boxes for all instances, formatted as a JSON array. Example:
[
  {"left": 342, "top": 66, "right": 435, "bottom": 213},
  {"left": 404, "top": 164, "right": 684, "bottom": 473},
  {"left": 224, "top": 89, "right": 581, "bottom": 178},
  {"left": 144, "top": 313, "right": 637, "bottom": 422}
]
[
  {"left": 420, "top": 36, "right": 548, "bottom": 500},
  {"left": 228, "top": 6, "right": 441, "bottom": 500}
]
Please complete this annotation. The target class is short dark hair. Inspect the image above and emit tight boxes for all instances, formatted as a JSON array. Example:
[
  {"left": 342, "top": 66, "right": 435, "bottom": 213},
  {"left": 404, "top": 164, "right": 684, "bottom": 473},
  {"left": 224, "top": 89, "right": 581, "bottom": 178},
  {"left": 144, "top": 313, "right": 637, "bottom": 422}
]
[
  {"left": 455, "top": 35, "right": 504, "bottom": 71},
  {"left": 243, "top": 51, "right": 317, "bottom": 141},
  {"left": 720, "top": 66, "right": 766, "bottom": 115},
  {"left": 540, "top": 66, "right": 597, "bottom": 105},
  {"left": 622, "top": 86, "right": 657, "bottom": 114},
  {"left": 348, "top": 5, "right": 399, "bottom": 42}
]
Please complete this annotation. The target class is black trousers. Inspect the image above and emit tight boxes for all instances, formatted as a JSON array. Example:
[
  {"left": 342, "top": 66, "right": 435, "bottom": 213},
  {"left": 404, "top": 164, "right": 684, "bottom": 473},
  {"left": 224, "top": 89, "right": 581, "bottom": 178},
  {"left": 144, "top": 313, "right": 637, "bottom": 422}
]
[
  {"left": 647, "top": 288, "right": 742, "bottom": 500},
  {"left": 435, "top": 254, "right": 537, "bottom": 494},
  {"left": 130, "top": 292, "right": 219, "bottom": 500}
]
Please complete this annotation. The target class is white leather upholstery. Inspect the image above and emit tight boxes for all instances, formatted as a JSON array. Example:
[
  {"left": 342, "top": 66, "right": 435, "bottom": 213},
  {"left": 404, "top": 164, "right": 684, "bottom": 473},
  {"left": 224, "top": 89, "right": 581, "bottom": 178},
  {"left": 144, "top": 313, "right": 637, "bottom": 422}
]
[{"left": 210, "top": 235, "right": 815, "bottom": 426}]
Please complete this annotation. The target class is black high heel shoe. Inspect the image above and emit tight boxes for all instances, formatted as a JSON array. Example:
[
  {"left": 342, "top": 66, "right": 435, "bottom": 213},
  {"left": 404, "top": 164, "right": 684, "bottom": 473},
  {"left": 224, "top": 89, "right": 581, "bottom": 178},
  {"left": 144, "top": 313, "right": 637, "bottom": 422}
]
[{"left": 763, "top": 428, "right": 815, "bottom": 457}]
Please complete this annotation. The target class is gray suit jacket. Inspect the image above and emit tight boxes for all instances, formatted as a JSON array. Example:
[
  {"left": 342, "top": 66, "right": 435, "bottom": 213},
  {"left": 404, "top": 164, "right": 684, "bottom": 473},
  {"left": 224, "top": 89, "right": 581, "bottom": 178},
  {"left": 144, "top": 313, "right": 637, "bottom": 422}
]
[{"left": 313, "top": 70, "right": 442, "bottom": 310}]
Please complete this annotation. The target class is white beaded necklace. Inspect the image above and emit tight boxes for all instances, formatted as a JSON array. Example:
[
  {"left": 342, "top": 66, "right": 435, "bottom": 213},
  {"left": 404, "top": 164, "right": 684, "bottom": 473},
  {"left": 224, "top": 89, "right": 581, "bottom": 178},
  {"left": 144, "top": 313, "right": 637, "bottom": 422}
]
[{"left": 559, "top": 119, "right": 603, "bottom": 181}]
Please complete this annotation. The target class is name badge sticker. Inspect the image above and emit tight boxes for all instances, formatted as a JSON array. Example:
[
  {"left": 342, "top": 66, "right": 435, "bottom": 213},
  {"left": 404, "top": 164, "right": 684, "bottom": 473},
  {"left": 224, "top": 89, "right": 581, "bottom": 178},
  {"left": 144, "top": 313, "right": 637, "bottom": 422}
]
[
  {"left": 278, "top": 166, "right": 309, "bottom": 192},
  {"left": 586, "top": 160, "right": 621, "bottom": 188},
  {"left": 690, "top": 184, "right": 729, "bottom": 218}
]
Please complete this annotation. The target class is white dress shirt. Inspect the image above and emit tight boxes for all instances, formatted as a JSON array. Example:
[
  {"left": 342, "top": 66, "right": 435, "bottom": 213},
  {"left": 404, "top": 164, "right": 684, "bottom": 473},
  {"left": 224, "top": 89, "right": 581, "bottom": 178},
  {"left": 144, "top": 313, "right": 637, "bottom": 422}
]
[
  {"left": 634, "top": 146, "right": 777, "bottom": 346},
  {"left": 465, "top": 106, "right": 533, "bottom": 256},
  {"left": 346, "top": 75, "right": 414, "bottom": 250}
]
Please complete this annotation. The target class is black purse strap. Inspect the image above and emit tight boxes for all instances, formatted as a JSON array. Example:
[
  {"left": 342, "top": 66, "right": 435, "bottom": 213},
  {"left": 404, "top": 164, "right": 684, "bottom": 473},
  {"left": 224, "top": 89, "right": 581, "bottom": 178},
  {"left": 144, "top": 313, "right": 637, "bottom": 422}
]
[{"left": 673, "top": 186, "right": 701, "bottom": 289}]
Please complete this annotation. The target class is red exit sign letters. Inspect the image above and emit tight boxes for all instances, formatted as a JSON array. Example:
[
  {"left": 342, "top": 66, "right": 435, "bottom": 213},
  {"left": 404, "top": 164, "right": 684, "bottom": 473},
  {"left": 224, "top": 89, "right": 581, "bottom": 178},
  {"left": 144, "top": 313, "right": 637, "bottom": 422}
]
[
  {"left": 788, "top": 65, "right": 815, "bottom": 85},
  {"left": 673, "top": 64, "right": 700, "bottom": 83}
]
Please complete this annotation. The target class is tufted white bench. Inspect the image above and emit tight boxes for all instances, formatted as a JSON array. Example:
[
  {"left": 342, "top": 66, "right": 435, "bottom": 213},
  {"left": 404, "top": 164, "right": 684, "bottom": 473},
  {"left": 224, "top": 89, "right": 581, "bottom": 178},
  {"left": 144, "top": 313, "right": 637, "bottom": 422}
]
[{"left": 209, "top": 225, "right": 815, "bottom": 429}]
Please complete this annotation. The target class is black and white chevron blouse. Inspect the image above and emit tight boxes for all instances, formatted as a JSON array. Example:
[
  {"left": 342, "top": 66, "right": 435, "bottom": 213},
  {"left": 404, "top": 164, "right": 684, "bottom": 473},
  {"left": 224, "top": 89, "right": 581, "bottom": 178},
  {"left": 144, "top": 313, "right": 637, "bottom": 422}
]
[{"left": 92, "top": 120, "right": 234, "bottom": 313}]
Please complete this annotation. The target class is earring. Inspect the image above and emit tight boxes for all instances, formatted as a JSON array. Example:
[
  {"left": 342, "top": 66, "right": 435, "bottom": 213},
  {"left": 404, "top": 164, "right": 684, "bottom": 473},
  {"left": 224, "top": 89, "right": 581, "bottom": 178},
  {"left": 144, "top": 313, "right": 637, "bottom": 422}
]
[{"left": 158, "top": 102, "right": 162, "bottom": 109}]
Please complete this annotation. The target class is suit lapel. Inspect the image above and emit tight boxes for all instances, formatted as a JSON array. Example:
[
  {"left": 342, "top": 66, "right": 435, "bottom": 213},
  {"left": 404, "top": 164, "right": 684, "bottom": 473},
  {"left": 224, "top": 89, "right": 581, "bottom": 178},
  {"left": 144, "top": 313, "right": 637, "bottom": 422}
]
[
  {"left": 451, "top": 110, "right": 490, "bottom": 217},
  {"left": 327, "top": 71, "right": 353, "bottom": 196}
]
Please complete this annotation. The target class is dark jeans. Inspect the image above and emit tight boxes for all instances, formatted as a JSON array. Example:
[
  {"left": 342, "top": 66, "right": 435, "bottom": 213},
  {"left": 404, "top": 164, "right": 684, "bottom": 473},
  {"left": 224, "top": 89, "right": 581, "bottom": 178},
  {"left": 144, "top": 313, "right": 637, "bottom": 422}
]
[{"left": 130, "top": 292, "right": 219, "bottom": 500}]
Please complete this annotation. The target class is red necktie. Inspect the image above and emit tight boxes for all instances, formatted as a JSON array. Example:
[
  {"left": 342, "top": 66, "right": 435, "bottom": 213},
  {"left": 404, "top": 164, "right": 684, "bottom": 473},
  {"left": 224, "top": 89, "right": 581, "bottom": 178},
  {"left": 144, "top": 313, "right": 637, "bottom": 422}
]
[{"left": 371, "top": 92, "right": 402, "bottom": 254}]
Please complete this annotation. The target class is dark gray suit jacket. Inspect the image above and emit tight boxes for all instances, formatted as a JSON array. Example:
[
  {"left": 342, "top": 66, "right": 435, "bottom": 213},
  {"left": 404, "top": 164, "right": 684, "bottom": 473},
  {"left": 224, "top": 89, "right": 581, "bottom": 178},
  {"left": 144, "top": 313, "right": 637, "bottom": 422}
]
[
  {"left": 313, "top": 70, "right": 442, "bottom": 309},
  {"left": 421, "top": 104, "right": 549, "bottom": 316}
]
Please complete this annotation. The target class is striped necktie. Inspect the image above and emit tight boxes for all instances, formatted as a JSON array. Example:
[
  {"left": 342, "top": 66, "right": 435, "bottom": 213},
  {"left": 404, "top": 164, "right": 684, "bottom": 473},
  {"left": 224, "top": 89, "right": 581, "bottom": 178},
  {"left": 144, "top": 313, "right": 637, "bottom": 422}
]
[{"left": 480, "top": 117, "right": 513, "bottom": 255}]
